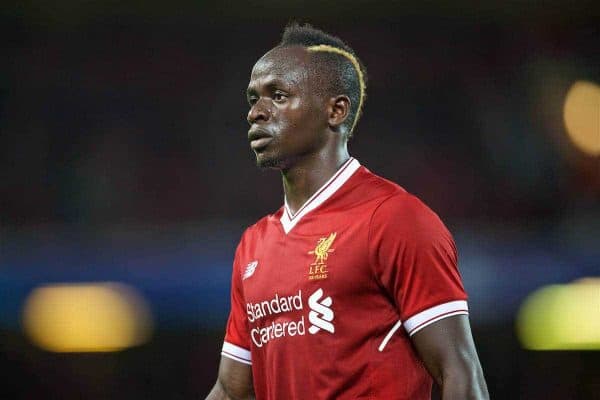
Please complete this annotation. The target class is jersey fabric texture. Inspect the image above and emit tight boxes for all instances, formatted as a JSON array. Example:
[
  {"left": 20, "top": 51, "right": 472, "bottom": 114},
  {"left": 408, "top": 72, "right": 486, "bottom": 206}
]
[{"left": 222, "top": 158, "right": 468, "bottom": 400}]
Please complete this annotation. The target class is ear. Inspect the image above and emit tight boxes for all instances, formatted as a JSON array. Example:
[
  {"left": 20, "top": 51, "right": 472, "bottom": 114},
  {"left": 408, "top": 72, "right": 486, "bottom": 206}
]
[{"left": 327, "top": 95, "right": 351, "bottom": 131}]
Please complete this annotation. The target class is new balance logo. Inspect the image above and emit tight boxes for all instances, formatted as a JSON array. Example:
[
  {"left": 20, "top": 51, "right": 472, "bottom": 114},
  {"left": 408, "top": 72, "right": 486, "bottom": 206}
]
[
  {"left": 308, "top": 288, "right": 335, "bottom": 334},
  {"left": 243, "top": 261, "right": 259, "bottom": 280}
]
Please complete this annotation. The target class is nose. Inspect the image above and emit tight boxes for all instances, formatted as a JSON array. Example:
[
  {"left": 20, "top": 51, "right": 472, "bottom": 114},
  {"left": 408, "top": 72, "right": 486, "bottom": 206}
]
[{"left": 247, "top": 98, "right": 271, "bottom": 125}]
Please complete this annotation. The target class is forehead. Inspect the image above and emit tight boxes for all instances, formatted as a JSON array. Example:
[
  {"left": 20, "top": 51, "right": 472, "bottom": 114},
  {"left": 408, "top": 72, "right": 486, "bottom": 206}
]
[{"left": 249, "top": 46, "right": 315, "bottom": 89}]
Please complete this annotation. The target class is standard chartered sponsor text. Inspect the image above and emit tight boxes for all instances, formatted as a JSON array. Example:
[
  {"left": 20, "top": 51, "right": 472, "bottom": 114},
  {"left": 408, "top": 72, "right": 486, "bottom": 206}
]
[
  {"left": 246, "top": 289, "right": 334, "bottom": 347},
  {"left": 246, "top": 291, "right": 303, "bottom": 322},
  {"left": 251, "top": 317, "right": 307, "bottom": 347},
  {"left": 247, "top": 290, "right": 305, "bottom": 348}
]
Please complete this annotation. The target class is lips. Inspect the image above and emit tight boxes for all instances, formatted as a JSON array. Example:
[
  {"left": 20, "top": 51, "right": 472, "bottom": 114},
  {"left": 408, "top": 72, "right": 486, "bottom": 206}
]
[{"left": 248, "top": 128, "right": 274, "bottom": 150}]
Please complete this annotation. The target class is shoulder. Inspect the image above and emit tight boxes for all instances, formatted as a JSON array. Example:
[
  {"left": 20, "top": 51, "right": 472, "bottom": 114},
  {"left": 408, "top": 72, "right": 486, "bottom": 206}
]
[
  {"left": 236, "top": 208, "right": 283, "bottom": 250},
  {"left": 354, "top": 166, "right": 407, "bottom": 198},
  {"left": 360, "top": 166, "right": 435, "bottom": 214},
  {"left": 366, "top": 184, "right": 450, "bottom": 240},
  {"left": 376, "top": 192, "right": 441, "bottom": 223},
  {"left": 349, "top": 166, "right": 448, "bottom": 233}
]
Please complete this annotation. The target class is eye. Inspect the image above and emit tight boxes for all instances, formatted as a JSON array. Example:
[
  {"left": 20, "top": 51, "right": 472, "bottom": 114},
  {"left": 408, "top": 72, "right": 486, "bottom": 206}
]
[
  {"left": 273, "top": 91, "right": 288, "bottom": 102},
  {"left": 247, "top": 95, "right": 258, "bottom": 106}
]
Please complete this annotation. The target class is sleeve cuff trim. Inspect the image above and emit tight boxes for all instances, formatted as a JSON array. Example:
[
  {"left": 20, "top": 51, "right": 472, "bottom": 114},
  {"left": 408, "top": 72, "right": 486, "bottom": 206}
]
[
  {"left": 222, "top": 341, "right": 252, "bottom": 365},
  {"left": 404, "top": 300, "right": 468, "bottom": 336}
]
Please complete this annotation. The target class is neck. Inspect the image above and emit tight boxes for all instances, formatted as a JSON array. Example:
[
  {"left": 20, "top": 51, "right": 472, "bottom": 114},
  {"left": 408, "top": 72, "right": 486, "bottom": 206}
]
[{"left": 282, "top": 146, "right": 350, "bottom": 216}]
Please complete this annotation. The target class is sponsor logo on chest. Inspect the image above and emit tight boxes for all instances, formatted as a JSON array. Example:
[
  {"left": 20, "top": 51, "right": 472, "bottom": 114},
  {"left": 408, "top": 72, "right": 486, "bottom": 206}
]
[{"left": 246, "top": 288, "right": 335, "bottom": 348}]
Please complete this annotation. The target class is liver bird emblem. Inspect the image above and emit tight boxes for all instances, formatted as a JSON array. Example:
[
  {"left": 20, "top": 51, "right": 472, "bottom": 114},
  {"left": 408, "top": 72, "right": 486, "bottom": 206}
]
[{"left": 309, "top": 232, "right": 337, "bottom": 264}]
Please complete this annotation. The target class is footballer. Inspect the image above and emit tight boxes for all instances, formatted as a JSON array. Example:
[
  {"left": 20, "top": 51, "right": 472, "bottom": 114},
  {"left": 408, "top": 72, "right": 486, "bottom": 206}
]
[{"left": 206, "top": 23, "right": 489, "bottom": 400}]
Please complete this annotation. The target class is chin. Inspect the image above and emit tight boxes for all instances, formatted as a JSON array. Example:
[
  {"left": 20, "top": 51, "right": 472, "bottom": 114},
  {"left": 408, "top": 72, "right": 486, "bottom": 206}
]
[
  {"left": 256, "top": 158, "right": 282, "bottom": 170},
  {"left": 255, "top": 152, "right": 284, "bottom": 169}
]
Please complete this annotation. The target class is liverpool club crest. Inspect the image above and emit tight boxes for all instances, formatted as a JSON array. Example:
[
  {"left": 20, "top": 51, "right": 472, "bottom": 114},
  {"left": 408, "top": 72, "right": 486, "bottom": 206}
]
[{"left": 308, "top": 232, "right": 337, "bottom": 280}]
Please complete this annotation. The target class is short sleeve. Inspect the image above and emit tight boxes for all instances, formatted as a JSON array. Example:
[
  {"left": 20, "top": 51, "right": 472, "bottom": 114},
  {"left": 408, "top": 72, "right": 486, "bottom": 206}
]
[
  {"left": 368, "top": 194, "right": 468, "bottom": 336},
  {"left": 222, "top": 242, "right": 252, "bottom": 365}
]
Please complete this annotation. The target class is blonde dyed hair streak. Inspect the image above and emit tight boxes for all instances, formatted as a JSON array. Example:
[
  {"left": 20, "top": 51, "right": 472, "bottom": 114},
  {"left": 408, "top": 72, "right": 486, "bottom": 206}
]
[{"left": 306, "top": 44, "right": 365, "bottom": 136}]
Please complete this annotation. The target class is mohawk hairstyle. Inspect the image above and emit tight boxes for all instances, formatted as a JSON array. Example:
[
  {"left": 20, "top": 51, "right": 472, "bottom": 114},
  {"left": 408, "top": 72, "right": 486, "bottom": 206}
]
[{"left": 279, "top": 23, "right": 367, "bottom": 138}]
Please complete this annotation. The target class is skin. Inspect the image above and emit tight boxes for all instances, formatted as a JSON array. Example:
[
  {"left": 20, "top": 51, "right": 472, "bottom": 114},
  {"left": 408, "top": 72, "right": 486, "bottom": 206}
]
[
  {"left": 206, "top": 45, "right": 489, "bottom": 400},
  {"left": 245, "top": 46, "right": 351, "bottom": 214}
]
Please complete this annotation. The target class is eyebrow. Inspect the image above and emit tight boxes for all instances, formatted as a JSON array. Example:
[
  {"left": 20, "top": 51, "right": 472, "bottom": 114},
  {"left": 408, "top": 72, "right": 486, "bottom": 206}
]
[{"left": 246, "top": 77, "right": 290, "bottom": 97}]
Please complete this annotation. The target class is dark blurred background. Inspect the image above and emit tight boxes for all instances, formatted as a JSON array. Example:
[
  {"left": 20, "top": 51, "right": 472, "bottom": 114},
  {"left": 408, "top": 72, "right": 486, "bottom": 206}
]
[{"left": 1, "top": 1, "right": 599, "bottom": 399}]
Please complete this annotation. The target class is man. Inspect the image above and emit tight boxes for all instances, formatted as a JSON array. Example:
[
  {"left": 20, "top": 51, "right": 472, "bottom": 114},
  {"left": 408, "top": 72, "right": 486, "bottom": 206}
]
[{"left": 207, "top": 23, "right": 489, "bottom": 400}]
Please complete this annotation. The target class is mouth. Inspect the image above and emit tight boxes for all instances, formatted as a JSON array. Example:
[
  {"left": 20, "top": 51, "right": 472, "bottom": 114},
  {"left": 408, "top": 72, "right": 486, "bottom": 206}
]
[{"left": 248, "top": 128, "right": 274, "bottom": 150}]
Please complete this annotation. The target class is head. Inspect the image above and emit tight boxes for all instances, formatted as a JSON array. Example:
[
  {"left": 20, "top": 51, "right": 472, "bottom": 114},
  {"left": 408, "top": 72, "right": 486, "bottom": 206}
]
[{"left": 246, "top": 23, "right": 367, "bottom": 169}]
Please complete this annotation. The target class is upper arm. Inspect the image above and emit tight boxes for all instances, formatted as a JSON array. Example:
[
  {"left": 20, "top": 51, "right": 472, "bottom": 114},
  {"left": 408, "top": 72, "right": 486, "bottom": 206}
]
[
  {"left": 369, "top": 195, "right": 468, "bottom": 330},
  {"left": 208, "top": 235, "right": 255, "bottom": 399},
  {"left": 411, "top": 315, "right": 489, "bottom": 399},
  {"left": 369, "top": 196, "right": 488, "bottom": 398},
  {"left": 206, "top": 356, "right": 254, "bottom": 400}
]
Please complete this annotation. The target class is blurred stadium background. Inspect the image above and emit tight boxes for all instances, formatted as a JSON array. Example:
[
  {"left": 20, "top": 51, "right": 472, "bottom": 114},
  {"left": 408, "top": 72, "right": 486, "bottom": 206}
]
[{"left": 1, "top": 1, "right": 599, "bottom": 399}]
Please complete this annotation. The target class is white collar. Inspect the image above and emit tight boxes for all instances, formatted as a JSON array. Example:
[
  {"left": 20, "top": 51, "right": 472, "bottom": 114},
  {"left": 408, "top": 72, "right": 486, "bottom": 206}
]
[{"left": 280, "top": 158, "right": 361, "bottom": 234}]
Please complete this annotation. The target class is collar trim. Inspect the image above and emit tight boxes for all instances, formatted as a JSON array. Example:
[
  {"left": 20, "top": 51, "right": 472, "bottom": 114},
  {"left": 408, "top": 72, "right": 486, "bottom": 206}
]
[{"left": 280, "top": 158, "right": 360, "bottom": 234}]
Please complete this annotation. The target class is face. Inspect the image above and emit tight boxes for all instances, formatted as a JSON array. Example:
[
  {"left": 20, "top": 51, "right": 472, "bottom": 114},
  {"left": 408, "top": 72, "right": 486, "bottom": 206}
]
[{"left": 246, "top": 46, "right": 329, "bottom": 169}]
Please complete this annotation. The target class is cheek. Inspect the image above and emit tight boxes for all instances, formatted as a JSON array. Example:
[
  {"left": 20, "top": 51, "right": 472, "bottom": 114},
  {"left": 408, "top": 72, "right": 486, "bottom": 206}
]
[
  {"left": 276, "top": 101, "right": 304, "bottom": 132},
  {"left": 286, "top": 98, "right": 322, "bottom": 129}
]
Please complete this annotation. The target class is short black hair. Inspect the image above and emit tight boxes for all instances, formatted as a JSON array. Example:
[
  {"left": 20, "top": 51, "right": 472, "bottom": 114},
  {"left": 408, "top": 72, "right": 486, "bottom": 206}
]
[{"left": 279, "top": 22, "right": 367, "bottom": 138}]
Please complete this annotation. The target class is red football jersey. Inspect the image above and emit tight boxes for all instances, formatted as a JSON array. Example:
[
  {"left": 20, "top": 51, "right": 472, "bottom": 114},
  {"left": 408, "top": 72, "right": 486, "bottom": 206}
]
[{"left": 222, "top": 158, "right": 468, "bottom": 400}]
